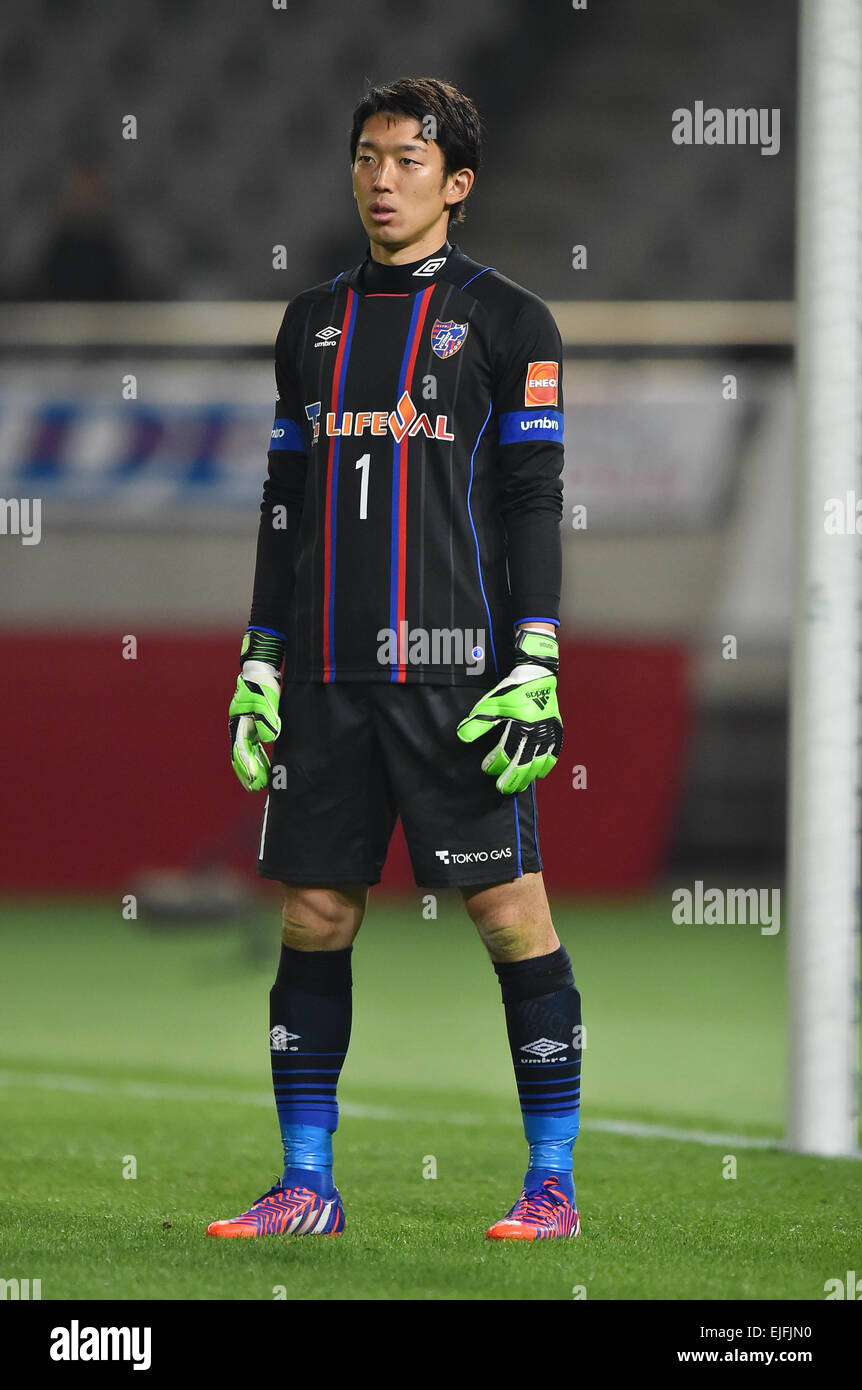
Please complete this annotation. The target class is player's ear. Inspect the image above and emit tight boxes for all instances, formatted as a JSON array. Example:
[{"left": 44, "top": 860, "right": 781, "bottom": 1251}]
[{"left": 449, "top": 167, "right": 474, "bottom": 203}]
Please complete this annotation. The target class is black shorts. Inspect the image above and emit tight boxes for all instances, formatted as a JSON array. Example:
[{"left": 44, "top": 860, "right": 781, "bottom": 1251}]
[{"left": 256, "top": 682, "right": 543, "bottom": 889}]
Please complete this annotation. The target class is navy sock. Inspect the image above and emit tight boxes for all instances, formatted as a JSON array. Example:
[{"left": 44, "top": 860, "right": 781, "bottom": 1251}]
[
  {"left": 269, "top": 942, "right": 352, "bottom": 1199},
  {"left": 493, "top": 946, "right": 582, "bottom": 1202}
]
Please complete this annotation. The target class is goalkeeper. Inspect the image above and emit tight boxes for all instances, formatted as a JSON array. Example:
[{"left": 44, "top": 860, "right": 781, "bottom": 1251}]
[{"left": 208, "top": 76, "right": 582, "bottom": 1243}]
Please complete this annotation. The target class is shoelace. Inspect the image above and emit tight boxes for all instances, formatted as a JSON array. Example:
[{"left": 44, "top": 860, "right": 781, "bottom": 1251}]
[
  {"left": 251, "top": 1179, "right": 320, "bottom": 1212},
  {"left": 511, "top": 1181, "right": 567, "bottom": 1223},
  {"left": 250, "top": 1178, "right": 307, "bottom": 1210}
]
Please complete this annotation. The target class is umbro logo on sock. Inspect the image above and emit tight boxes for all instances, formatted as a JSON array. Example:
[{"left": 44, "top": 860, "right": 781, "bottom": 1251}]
[
  {"left": 521, "top": 1038, "right": 567, "bottom": 1058},
  {"left": 270, "top": 1026, "right": 300, "bottom": 1052}
]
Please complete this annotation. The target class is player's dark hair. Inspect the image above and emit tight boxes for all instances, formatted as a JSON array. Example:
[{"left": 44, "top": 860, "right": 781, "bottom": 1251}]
[{"left": 349, "top": 76, "right": 482, "bottom": 225}]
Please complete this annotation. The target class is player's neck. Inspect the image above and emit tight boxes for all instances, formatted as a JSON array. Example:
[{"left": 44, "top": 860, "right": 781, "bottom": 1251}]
[
  {"left": 368, "top": 225, "right": 451, "bottom": 267},
  {"left": 360, "top": 238, "right": 453, "bottom": 295}
]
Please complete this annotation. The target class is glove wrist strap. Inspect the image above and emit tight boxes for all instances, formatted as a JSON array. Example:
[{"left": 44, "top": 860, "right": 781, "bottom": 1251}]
[
  {"left": 241, "top": 626, "right": 286, "bottom": 671},
  {"left": 514, "top": 629, "right": 559, "bottom": 676}
]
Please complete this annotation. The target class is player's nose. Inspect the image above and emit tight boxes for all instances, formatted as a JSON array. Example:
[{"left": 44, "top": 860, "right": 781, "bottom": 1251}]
[{"left": 372, "top": 158, "right": 396, "bottom": 188}]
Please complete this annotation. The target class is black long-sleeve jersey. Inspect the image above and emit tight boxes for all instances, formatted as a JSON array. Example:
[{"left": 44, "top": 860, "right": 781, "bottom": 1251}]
[{"left": 248, "top": 238, "right": 564, "bottom": 685}]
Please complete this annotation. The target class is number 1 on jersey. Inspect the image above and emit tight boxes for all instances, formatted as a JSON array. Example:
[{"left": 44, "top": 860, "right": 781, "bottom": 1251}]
[{"left": 355, "top": 452, "right": 370, "bottom": 520}]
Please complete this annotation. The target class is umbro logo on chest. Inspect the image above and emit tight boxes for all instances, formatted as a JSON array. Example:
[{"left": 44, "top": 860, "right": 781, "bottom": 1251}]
[{"left": 314, "top": 326, "right": 341, "bottom": 347}]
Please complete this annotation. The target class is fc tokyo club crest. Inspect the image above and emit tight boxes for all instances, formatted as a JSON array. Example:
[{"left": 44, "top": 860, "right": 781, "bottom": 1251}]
[{"left": 430, "top": 319, "right": 469, "bottom": 359}]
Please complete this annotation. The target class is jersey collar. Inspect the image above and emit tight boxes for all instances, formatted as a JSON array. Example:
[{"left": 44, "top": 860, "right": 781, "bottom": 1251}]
[{"left": 341, "top": 240, "right": 461, "bottom": 296}]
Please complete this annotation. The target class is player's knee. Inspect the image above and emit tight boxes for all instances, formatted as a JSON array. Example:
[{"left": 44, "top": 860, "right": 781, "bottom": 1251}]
[
  {"left": 474, "top": 918, "right": 547, "bottom": 962},
  {"left": 463, "top": 884, "right": 544, "bottom": 933},
  {"left": 462, "top": 878, "right": 556, "bottom": 960},
  {"left": 280, "top": 883, "right": 366, "bottom": 949}
]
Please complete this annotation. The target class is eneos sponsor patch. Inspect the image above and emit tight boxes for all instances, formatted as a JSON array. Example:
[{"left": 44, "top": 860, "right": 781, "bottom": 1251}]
[{"left": 525, "top": 361, "right": 559, "bottom": 407}]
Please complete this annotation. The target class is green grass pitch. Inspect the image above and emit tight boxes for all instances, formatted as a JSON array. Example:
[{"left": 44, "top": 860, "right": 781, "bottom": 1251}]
[{"left": 0, "top": 894, "right": 859, "bottom": 1301}]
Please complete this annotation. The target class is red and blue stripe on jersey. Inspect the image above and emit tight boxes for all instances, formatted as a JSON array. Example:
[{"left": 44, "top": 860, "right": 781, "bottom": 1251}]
[
  {"left": 389, "top": 285, "right": 435, "bottom": 681},
  {"left": 322, "top": 288, "right": 359, "bottom": 680},
  {"left": 320, "top": 282, "right": 436, "bottom": 682}
]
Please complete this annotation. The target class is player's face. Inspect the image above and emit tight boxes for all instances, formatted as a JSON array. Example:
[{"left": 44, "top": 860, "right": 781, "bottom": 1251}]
[{"left": 352, "top": 113, "right": 468, "bottom": 259}]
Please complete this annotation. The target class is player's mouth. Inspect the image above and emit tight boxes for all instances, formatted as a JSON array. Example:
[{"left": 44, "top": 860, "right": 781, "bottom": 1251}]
[{"left": 369, "top": 203, "right": 396, "bottom": 222}]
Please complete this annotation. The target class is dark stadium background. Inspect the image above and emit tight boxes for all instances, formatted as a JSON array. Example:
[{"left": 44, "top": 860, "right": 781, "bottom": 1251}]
[{"left": 0, "top": 0, "right": 795, "bottom": 898}]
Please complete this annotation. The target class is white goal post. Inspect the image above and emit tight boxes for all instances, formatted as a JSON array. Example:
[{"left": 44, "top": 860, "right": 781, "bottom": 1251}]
[{"left": 787, "top": 0, "right": 862, "bottom": 1156}]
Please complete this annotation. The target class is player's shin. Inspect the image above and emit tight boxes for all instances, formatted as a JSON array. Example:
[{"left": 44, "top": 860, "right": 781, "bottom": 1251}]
[
  {"left": 269, "top": 943, "right": 353, "bottom": 1199},
  {"left": 493, "top": 946, "right": 582, "bottom": 1199}
]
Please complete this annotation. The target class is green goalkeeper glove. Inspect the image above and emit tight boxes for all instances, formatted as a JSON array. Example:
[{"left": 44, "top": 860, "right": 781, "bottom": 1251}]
[
  {"left": 228, "top": 628, "right": 285, "bottom": 792},
  {"left": 456, "top": 629, "right": 563, "bottom": 795}
]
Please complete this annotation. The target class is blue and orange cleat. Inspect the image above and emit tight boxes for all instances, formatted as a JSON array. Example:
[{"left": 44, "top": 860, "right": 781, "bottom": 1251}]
[
  {"left": 206, "top": 1178, "right": 345, "bottom": 1238},
  {"left": 486, "top": 1175, "right": 581, "bottom": 1240}
]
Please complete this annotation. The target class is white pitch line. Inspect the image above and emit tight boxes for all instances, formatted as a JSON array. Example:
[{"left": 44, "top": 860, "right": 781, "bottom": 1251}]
[
  {"left": 0, "top": 1068, "right": 468, "bottom": 1124},
  {"left": 586, "top": 1118, "right": 784, "bottom": 1150},
  {"left": 0, "top": 1066, "right": 811, "bottom": 1152}
]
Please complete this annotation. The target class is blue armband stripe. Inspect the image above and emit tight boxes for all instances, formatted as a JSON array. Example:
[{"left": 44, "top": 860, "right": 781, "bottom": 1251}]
[
  {"left": 499, "top": 410, "right": 564, "bottom": 445},
  {"left": 269, "top": 418, "right": 305, "bottom": 451}
]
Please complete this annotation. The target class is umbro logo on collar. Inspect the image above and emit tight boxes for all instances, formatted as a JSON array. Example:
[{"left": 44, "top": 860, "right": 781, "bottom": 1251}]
[{"left": 412, "top": 257, "right": 448, "bottom": 276}]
